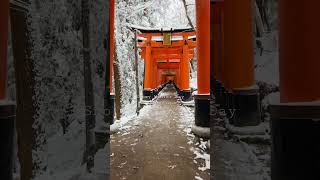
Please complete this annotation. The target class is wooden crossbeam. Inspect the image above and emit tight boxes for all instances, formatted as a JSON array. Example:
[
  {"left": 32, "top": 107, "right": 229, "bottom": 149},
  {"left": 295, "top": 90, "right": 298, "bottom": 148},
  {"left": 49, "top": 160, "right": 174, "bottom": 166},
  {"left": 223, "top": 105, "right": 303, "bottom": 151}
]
[{"left": 157, "top": 63, "right": 180, "bottom": 69}]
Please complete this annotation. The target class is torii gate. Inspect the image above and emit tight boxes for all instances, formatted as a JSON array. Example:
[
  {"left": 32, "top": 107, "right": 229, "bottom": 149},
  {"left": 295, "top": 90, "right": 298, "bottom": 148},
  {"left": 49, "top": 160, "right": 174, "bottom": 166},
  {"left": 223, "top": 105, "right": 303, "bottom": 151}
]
[
  {"left": 210, "top": 0, "right": 261, "bottom": 127},
  {"left": 135, "top": 27, "right": 196, "bottom": 101},
  {"left": 210, "top": 0, "right": 320, "bottom": 179}
]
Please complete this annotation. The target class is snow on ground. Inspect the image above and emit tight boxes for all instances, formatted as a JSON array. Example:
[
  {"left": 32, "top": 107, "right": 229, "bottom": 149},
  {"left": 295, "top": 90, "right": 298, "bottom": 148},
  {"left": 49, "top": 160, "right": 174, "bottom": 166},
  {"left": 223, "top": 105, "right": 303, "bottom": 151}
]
[
  {"left": 177, "top": 101, "right": 210, "bottom": 177},
  {"left": 209, "top": 32, "right": 277, "bottom": 180},
  {"left": 44, "top": 121, "right": 86, "bottom": 180},
  {"left": 213, "top": 137, "right": 270, "bottom": 180},
  {"left": 110, "top": 87, "right": 210, "bottom": 179},
  {"left": 32, "top": 119, "right": 111, "bottom": 180}
]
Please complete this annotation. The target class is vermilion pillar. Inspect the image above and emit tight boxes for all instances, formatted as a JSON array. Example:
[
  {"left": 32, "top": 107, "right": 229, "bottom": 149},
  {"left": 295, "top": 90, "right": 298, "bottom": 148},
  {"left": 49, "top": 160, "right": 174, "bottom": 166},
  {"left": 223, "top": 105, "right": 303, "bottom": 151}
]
[
  {"left": 156, "top": 68, "right": 161, "bottom": 87},
  {"left": 144, "top": 40, "right": 152, "bottom": 89},
  {"left": 152, "top": 57, "right": 158, "bottom": 89},
  {"left": 279, "top": 1, "right": 320, "bottom": 103},
  {"left": 196, "top": 0, "right": 210, "bottom": 95},
  {"left": 0, "top": 0, "right": 9, "bottom": 100},
  {"left": 107, "top": 0, "right": 115, "bottom": 125},
  {"left": 193, "top": 0, "right": 210, "bottom": 131},
  {"left": 223, "top": 0, "right": 254, "bottom": 90},
  {"left": 0, "top": 2, "right": 14, "bottom": 179},
  {"left": 223, "top": 0, "right": 261, "bottom": 126},
  {"left": 175, "top": 68, "right": 181, "bottom": 88},
  {"left": 143, "top": 38, "right": 153, "bottom": 100},
  {"left": 181, "top": 39, "right": 190, "bottom": 90},
  {"left": 270, "top": 1, "right": 320, "bottom": 179},
  {"left": 180, "top": 38, "right": 191, "bottom": 101},
  {"left": 211, "top": 1, "right": 225, "bottom": 107}
]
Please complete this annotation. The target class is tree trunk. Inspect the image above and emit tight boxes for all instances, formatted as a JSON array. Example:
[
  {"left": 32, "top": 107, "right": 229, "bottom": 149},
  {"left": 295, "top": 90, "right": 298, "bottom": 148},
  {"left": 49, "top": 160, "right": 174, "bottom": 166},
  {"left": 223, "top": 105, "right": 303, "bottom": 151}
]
[
  {"left": 10, "top": 1, "right": 47, "bottom": 179},
  {"left": 181, "top": 0, "right": 195, "bottom": 30},
  {"left": 81, "top": 0, "right": 96, "bottom": 172},
  {"left": 134, "top": 31, "right": 140, "bottom": 114},
  {"left": 113, "top": 60, "right": 122, "bottom": 120},
  {"left": 254, "top": 0, "right": 265, "bottom": 37},
  {"left": 256, "top": 0, "right": 271, "bottom": 32}
]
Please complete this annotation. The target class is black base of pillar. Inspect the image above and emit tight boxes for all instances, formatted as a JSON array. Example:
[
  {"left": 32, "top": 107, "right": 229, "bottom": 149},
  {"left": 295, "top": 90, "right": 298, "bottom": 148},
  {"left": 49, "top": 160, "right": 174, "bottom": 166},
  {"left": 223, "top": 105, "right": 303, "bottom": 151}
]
[
  {"left": 181, "top": 90, "right": 192, "bottom": 101},
  {"left": 195, "top": 94, "right": 210, "bottom": 127},
  {"left": 270, "top": 103, "right": 320, "bottom": 180},
  {"left": 95, "top": 126, "right": 109, "bottom": 151},
  {"left": 0, "top": 103, "right": 16, "bottom": 180},
  {"left": 215, "top": 81, "right": 225, "bottom": 108},
  {"left": 143, "top": 90, "right": 153, "bottom": 101},
  {"left": 107, "top": 94, "right": 115, "bottom": 125},
  {"left": 225, "top": 92, "right": 235, "bottom": 123},
  {"left": 158, "top": 85, "right": 165, "bottom": 92},
  {"left": 220, "top": 91, "right": 230, "bottom": 109},
  {"left": 232, "top": 86, "right": 261, "bottom": 127},
  {"left": 153, "top": 89, "right": 160, "bottom": 97}
]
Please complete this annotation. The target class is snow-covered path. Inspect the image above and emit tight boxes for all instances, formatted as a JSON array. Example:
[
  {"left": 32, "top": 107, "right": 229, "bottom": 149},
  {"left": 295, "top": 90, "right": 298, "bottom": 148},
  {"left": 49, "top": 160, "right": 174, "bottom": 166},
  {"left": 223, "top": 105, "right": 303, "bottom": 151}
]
[{"left": 110, "top": 85, "right": 210, "bottom": 180}]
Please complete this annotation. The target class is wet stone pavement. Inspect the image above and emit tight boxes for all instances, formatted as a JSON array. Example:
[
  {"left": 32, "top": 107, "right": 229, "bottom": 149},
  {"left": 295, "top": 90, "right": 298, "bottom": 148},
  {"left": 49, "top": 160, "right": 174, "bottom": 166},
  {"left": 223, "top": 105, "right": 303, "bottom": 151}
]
[{"left": 110, "top": 85, "right": 210, "bottom": 180}]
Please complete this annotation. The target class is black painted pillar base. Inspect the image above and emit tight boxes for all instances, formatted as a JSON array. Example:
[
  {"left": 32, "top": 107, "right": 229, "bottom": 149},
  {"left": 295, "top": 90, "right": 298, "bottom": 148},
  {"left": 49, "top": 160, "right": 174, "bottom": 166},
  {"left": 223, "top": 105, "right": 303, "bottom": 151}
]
[
  {"left": 143, "top": 90, "right": 153, "bottom": 101},
  {"left": 215, "top": 80, "right": 225, "bottom": 108},
  {"left": 194, "top": 94, "right": 210, "bottom": 127},
  {"left": 181, "top": 90, "right": 192, "bottom": 101},
  {"left": 153, "top": 89, "right": 159, "bottom": 97},
  {"left": 225, "top": 91, "right": 235, "bottom": 123},
  {"left": 95, "top": 124, "right": 109, "bottom": 151},
  {"left": 108, "top": 94, "right": 115, "bottom": 125},
  {"left": 270, "top": 102, "right": 320, "bottom": 180},
  {"left": 232, "top": 86, "right": 261, "bottom": 127},
  {"left": 0, "top": 102, "right": 16, "bottom": 180}
]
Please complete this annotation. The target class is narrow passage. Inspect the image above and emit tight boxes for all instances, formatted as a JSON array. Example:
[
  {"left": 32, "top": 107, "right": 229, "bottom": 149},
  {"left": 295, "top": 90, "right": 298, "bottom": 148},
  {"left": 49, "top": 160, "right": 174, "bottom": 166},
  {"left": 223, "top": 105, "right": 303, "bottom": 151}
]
[{"left": 111, "top": 85, "right": 210, "bottom": 180}]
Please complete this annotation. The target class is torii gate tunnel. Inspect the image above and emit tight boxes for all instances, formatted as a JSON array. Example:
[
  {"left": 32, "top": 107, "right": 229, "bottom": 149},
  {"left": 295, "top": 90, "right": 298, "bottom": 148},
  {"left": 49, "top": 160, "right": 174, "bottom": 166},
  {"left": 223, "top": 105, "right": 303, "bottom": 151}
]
[
  {"left": 107, "top": 0, "right": 211, "bottom": 128},
  {"left": 1, "top": 0, "right": 320, "bottom": 179},
  {"left": 137, "top": 30, "right": 196, "bottom": 101}
]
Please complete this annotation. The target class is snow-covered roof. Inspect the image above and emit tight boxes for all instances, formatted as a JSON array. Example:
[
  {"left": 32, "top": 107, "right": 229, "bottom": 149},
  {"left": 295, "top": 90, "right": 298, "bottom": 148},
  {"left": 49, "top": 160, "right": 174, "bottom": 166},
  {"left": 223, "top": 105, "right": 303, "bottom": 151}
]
[
  {"left": 137, "top": 34, "right": 196, "bottom": 42},
  {"left": 129, "top": 24, "right": 194, "bottom": 33}
]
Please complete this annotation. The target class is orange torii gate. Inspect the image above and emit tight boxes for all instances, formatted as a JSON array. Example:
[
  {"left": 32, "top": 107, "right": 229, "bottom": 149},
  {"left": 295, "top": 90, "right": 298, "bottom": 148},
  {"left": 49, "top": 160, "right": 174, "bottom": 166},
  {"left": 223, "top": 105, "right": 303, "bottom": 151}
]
[
  {"left": 106, "top": 0, "right": 115, "bottom": 125},
  {"left": 210, "top": 0, "right": 261, "bottom": 127},
  {"left": 269, "top": 1, "right": 320, "bottom": 179},
  {"left": 135, "top": 27, "right": 196, "bottom": 101}
]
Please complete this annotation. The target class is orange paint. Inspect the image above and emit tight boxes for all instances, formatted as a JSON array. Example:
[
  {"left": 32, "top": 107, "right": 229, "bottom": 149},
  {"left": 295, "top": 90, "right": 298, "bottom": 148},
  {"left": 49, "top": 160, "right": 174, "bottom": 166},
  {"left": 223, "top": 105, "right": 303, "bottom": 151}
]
[
  {"left": 196, "top": 0, "right": 210, "bottom": 94},
  {"left": 176, "top": 68, "right": 181, "bottom": 88},
  {"left": 143, "top": 38, "right": 153, "bottom": 90},
  {"left": 223, "top": 0, "right": 254, "bottom": 90},
  {"left": 166, "top": 76, "right": 175, "bottom": 82},
  {"left": 157, "top": 63, "right": 180, "bottom": 69},
  {"left": 157, "top": 69, "right": 163, "bottom": 87},
  {"left": 152, "top": 57, "right": 158, "bottom": 89},
  {"left": 138, "top": 31, "right": 196, "bottom": 90},
  {"left": 0, "top": 0, "right": 9, "bottom": 100},
  {"left": 110, "top": 0, "right": 115, "bottom": 93},
  {"left": 279, "top": 0, "right": 320, "bottom": 103},
  {"left": 180, "top": 38, "right": 190, "bottom": 90}
]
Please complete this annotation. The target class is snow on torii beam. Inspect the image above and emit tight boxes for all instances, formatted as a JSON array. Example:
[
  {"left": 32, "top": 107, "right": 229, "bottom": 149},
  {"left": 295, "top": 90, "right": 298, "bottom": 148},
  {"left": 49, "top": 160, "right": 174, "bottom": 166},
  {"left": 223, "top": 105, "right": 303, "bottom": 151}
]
[{"left": 0, "top": 0, "right": 10, "bottom": 100}]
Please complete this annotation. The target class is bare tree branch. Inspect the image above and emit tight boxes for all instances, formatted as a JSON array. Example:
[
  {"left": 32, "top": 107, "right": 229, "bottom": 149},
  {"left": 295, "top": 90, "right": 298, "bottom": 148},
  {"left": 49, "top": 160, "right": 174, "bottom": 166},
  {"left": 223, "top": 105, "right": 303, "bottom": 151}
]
[{"left": 181, "top": 0, "right": 195, "bottom": 30}]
